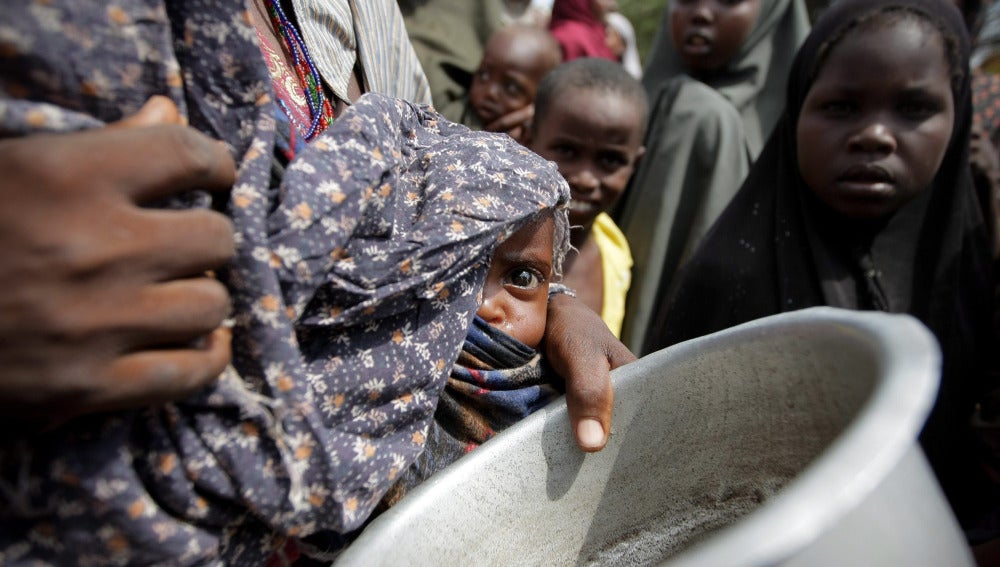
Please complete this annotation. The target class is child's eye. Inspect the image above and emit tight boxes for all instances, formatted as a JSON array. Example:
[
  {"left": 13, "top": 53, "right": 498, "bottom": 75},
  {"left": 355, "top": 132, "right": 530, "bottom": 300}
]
[
  {"left": 505, "top": 267, "right": 545, "bottom": 290},
  {"left": 475, "top": 70, "right": 490, "bottom": 83},
  {"left": 553, "top": 144, "right": 577, "bottom": 159},
  {"left": 598, "top": 152, "right": 629, "bottom": 171},
  {"left": 503, "top": 81, "right": 525, "bottom": 97},
  {"left": 820, "top": 100, "right": 857, "bottom": 117},
  {"left": 897, "top": 98, "right": 942, "bottom": 120}
]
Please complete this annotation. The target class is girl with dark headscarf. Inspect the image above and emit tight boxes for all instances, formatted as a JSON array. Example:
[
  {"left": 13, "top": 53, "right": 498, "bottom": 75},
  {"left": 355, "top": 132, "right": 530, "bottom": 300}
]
[{"left": 649, "top": 0, "right": 997, "bottom": 533}]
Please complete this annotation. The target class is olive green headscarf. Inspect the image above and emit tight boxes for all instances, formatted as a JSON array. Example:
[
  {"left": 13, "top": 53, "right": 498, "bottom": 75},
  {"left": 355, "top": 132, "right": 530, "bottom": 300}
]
[{"left": 642, "top": 0, "right": 810, "bottom": 155}]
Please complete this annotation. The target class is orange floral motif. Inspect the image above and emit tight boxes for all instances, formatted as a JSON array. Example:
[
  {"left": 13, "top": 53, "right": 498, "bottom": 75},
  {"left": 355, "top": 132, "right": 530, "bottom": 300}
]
[
  {"left": 128, "top": 499, "right": 146, "bottom": 519},
  {"left": 158, "top": 453, "right": 177, "bottom": 475},
  {"left": 107, "top": 533, "right": 129, "bottom": 552},
  {"left": 260, "top": 295, "right": 280, "bottom": 312},
  {"left": 107, "top": 6, "right": 129, "bottom": 24},
  {"left": 294, "top": 202, "right": 312, "bottom": 220}
]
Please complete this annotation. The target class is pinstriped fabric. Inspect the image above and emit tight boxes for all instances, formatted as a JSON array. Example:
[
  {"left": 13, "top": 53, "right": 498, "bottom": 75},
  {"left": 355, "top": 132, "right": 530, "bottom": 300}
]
[{"left": 293, "top": 0, "right": 432, "bottom": 105}]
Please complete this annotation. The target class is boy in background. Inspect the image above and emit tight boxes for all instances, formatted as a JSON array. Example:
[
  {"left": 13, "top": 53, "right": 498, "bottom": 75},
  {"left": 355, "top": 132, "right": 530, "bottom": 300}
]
[
  {"left": 528, "top": 57, "right": 647, "bottom": 337},
  {"left": 464, "top": 24, "right": 562, "bottom": 143}
]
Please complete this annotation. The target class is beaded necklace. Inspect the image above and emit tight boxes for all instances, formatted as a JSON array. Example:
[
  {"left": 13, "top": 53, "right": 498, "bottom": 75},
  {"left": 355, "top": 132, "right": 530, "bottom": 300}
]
[{"left": 264, "top": 0, "right": 335, "bottom": 140}]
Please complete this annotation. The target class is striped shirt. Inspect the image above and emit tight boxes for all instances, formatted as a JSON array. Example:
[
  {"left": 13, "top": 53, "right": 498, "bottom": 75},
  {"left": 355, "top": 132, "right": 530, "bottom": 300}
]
[{"left": 293, "top": 0, "right": 433, "bottom": 105}]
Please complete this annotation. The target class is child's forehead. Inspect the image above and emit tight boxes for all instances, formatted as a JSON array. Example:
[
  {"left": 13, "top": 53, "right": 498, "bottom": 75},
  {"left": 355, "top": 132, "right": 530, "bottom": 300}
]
[
  {"left": 541, "top": 88, "right": 644, "bottom": 127},
  {"left": 486, "top": 30, "right": 557, "bottom": 67},
  {"left": 497, "top": 215, "right": 556, "bottom": 261}
]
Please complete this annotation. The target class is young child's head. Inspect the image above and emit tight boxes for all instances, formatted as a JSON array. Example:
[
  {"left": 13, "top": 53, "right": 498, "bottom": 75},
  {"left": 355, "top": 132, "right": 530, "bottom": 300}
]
[
  {"left": 794, "top": 3, "right": 967, "bottom": 220},
  {"left": 529, "top": 57, "right": 647, "bottom": 231},
  {"left": 591, "top": 0, "right": 619, "bottom": 21},
  {"left": 477, "top": 210, "right": 569, "bottom": 349},
  {"left": 670, "top": 0, "right": 762, "bottom": 77},
  {"left": 469, "top": 25, "right": 562, "bottom": 128}
]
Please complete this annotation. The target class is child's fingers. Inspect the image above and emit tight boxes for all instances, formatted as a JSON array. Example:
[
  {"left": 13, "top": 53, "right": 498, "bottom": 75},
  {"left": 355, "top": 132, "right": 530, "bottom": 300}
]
[
  {"left": 108, "top": 95, "right": 185, "bottom": 129},
  {"left": 486, "top": 105, "right": 534, "bottom": 134},
  {"left": 545, "top": 293, "right": 634, "bottom": 452}
]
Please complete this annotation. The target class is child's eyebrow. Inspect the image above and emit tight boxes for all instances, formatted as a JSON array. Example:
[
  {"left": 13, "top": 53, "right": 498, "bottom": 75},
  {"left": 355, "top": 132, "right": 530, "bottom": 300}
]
[{"left": 495, "top": 247, "right": 552, "bottom": 272}]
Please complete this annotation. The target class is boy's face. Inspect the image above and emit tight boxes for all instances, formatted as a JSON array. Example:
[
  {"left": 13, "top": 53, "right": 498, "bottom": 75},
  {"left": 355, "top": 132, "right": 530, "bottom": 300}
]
[
  {"left": 470, "top": 31, "right": 552, "bottom": 126},
  {"left": 529, "top": 88, "right": 645, "bottom": 229},
  {"left": 477, "top": 215, "right": 555, "bottom": 349},
  {"left": 670, "top": 0, "right": 761, "bottom": 75},
  {"left": 796, "top": 21, "right": 954, "bottom": 220}
]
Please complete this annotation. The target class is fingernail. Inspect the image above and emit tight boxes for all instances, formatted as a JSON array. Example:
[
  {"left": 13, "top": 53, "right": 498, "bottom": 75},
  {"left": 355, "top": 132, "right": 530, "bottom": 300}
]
[{"left": 577, "top": 418, "right": 605, "bottom": 450}]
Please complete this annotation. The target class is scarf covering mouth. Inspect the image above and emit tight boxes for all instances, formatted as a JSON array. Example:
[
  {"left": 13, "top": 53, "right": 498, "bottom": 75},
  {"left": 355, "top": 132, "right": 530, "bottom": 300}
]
[
  {"left": 377, "top": 315, "right": 561, "bottom": 510},
  {"left": 0, "top": 1, "right": 570, "bottom": 563}
]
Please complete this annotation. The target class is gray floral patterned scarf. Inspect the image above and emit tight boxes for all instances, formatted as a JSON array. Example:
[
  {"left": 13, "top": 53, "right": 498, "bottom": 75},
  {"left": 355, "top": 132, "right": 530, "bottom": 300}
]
[{"left": 0, "top": 2, "right": 569, "bottom": 564}]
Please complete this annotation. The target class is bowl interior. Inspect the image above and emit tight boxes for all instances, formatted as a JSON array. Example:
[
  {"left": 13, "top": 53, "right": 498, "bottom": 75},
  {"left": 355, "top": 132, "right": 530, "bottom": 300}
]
[{"left": 337, "top": 308, "right": 940, "bottom": 566}]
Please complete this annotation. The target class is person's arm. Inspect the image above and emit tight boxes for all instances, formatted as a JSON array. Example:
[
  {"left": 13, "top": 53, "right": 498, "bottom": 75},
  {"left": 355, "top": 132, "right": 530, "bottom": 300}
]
[
  {"left": 0, "top": 97, "right": 236, "bottom": 421},
  {"left": 545, "top": 292, "right": 635, "bottom": 451}
]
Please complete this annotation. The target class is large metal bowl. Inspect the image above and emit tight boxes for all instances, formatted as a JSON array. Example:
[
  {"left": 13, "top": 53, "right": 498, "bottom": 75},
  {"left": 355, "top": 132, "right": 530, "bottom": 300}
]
[{"left": 336, "top": 307, "right": 973, "bottom": 566}]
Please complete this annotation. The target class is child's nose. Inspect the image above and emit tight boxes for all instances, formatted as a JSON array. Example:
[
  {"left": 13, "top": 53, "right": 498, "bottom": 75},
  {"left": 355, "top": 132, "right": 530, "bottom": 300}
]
[
  {"left": 476, "top": 293, "right": 506, "bottom": 326},
  {"left": 569, "top": 168, "right": 600, "bottom": 196},
  {"left": 848, "top": 122, "right": 897, "bottom": 154},
  {"left": 690, "top": 2, "right": 714, "bottom": 24}
]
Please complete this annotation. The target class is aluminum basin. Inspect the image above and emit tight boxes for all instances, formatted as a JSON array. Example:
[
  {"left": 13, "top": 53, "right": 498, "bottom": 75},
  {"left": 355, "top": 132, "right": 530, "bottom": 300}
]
[{"left": 336, "top": 307, "right": 972, "bottom": 566}]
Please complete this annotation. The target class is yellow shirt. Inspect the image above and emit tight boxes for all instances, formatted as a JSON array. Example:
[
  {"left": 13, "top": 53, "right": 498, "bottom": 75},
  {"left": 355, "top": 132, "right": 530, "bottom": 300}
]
[{"left": 592, "top": 213, "right": 633, "bottom": 338}]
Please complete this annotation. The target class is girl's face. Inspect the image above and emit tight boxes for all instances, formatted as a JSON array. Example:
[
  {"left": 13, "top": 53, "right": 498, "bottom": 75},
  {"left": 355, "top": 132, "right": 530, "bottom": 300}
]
[
  {"left": 796, "top": 19, "right": 955, "bottom": 220},
  {"left": 477, "top": 215, "right": 555, "bottom": 349},
  {"left": 670, "top": 0, "right": 761, "bottom": 75}
]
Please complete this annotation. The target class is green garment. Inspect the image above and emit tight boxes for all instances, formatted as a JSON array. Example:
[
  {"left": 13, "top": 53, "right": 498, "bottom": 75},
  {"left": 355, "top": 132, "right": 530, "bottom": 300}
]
[
  {"left": 616, "top": 79, "right": 750, "bottom": 354},
  {"left": 641, "top": 0, "right": 811, "bottom": 155},
  {"left": 402, "top": 0, "right": 506, "bottom": 123},
  {"left": 616, "top": 0, "right": 810, "bottom": 355}
]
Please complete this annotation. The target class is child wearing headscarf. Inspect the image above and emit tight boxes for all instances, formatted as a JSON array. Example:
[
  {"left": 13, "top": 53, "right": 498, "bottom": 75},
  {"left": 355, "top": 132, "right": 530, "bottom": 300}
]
[
  {"left": 378, "top": 209, "right": 574, "bottom": 509},
  {"left": 0, "top": 1, "right": 573, "bottom": 558},
  {"left": 649, "top": 0, "right": 999, "bottom": 539},
  {"left": 614, "top": 0, "right": 810, "bottom": 355}
]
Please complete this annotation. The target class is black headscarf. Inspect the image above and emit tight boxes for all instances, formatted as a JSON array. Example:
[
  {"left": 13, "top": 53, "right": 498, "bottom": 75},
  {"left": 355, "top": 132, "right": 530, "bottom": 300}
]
[{"left": 648, "top": 0, "right": 995, "bottom": 526}]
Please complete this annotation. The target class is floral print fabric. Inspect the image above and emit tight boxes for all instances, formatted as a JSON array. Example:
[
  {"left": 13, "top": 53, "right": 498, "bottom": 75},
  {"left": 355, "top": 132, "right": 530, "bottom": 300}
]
[{"left": 0, "top": 1, "right": 569, "bottom": 564}]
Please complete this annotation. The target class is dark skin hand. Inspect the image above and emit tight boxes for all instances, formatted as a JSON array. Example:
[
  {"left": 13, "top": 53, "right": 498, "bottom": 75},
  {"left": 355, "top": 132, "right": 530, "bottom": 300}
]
[
  {"left": 0, "top": 95, "right": 625, "bottom": 454},
  {"left": 486, "top": 105, "right": 536, "bottom": 145},
  {"left": 0, "top": 96, "right": 236, "bottom": 421},
  {"left": 546, "top": 292, "right": 635, "bottom": 451}
]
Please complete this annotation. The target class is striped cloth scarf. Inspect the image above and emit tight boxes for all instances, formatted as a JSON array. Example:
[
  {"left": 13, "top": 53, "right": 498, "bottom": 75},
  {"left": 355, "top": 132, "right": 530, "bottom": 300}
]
[{"left": 377, "top": 315, "right": 561, "bottom": 509}]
